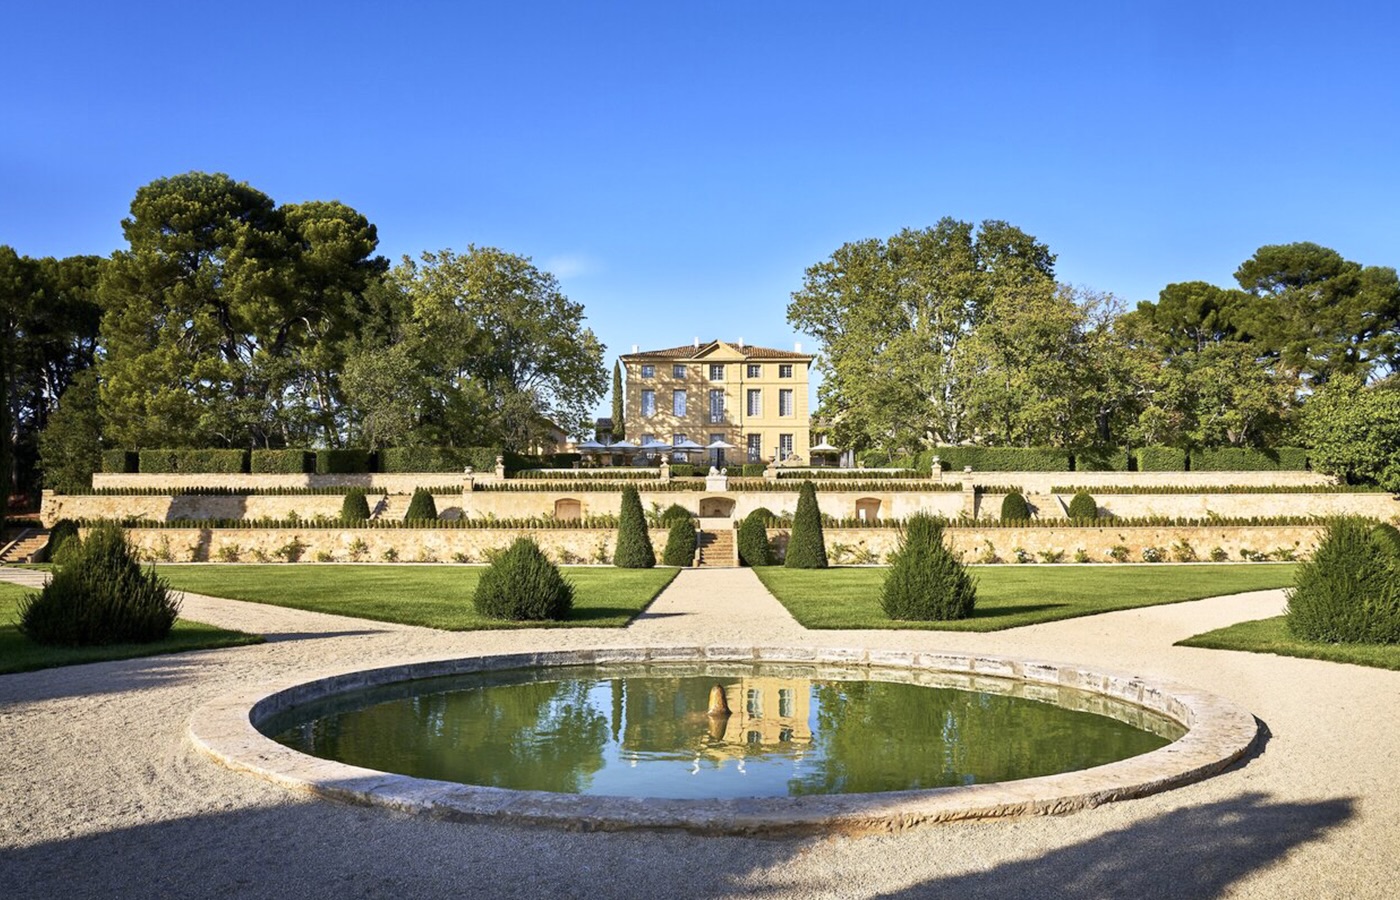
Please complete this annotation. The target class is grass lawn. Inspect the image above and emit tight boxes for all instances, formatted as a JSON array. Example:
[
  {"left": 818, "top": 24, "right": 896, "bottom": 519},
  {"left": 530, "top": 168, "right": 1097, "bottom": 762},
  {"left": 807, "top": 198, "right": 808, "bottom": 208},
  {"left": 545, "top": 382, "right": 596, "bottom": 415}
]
[
  {"left": 0, "top": 580, "right": 262, "bottom": 675},
  {"left": 159, "top": 564, "right": 679, "bottom": 630},
  {"left": 1176, "top": 616, "right": 1400, "bottom": 671},
  {"left": 753, "top": 564, "right": 1297, "bottom": 631}
]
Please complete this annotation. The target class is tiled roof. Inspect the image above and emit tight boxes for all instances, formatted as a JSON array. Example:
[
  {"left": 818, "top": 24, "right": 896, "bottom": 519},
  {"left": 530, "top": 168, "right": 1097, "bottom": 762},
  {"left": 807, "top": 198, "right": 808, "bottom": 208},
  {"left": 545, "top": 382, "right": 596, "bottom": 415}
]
[{"left": 621, "top": 340, "right": 812, "bottom": 361}]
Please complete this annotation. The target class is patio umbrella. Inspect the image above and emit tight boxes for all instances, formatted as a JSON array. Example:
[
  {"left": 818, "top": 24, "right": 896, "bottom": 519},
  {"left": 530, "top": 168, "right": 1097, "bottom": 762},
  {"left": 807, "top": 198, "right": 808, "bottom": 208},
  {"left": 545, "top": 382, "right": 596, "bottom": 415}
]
[
  {"left": 607, "top": 440, "right": 637, "bottom": 451},
  {"left": 674, "top": 439, "right": 705, "bottom": 451},
  {"left": 810, "top": 439, "right": 839, "bottom": 452},
  {"left": 704, "top": 439, "right": 737, "bottom": 450},
  {"left": 639, "top": 438, "right": 671, "bottom": 449},
  {"left": 576, "top": 439, "right": 607, "bottom": 452}
]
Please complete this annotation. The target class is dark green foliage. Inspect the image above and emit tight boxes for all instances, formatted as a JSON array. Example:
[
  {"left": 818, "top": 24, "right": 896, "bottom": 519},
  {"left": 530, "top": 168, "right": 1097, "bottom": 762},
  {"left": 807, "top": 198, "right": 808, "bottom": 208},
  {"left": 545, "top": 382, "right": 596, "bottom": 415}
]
[
  {"left": 737, "top": 509, "right": 773, "bottom": 567},
  {"left": 1067, "top": 491, "right": 1098, "bottom": 520},
  {"left": 1000, "top": 491, "right": 1030, "bottom": 521},
  {"left": 378, "top": 446, "right": 500, "bottom": 473},
  {"left": 18, "top": 522, "right": 180, "bottom": 646},
  {"left": 471, "top": 537, "right": 574, "bottom": 621},
  {"left": 101, "top": 450, "right": 139, "bottom": 473},
  {"left": 880, "top": 513, "right": 977, "bottom": 621},
  {"left": 930, "top": 447, "right": 1072, "bottom": 472},
  {"left": 785, "top": 481, "right": 828, "bottom": 568},
  {"left": 1370, "top": 523, "right": 1400, "bottom": 560},
  {"left": 1135, "top": 446, "right": 1188, "bottom": 471},
  {"left": 1074, "top": 447, "right": 1130, "bottom": 471},
  {"left": 138, "top": 449, "right": 248, "bottom": 474},
  {"left": 613, "top": 484, "right": 655, "bottom": 568},
  {"left": 1190, "top": 447, "right": 1310, "bottom": 471},
  {"left": 1287, "top": 518, "right": 1400, "bottom": 644},
  {"left": 250, "top": 450, "right": 313, "bottom": 474},
  {"left": 340, "top": 489, "right": 371, "bottom": 523},
  {"left": 670, "top": 464, "right": 697, "bottom": 477},
  {"left": 741, "top": 463, "right": 767, "bottom": 477},
  {"left": 316, "top": 449, "right": 373, "bottom": 474},
  {"left": 658, "top": 503, "right": 692, "bottom": 525},
  {"left": 662, "top": 517, "right": 697, "bottom": 566},
  {"left": 404, "top": 488, "right": 438, "bottom": 521},
  {"left": 47, "top": 519, "right": 81, "bottom": 565}
]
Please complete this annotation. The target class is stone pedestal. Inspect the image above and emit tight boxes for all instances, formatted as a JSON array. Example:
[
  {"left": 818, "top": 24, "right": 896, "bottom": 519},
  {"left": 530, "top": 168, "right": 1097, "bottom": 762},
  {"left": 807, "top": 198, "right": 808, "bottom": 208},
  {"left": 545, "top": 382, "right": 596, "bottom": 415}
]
[
  {"left": 705, "top": 474, "right": 729, "bottom": 492},
  {"left": 659, "top": 460, "right": 671, "bottom": 483}
]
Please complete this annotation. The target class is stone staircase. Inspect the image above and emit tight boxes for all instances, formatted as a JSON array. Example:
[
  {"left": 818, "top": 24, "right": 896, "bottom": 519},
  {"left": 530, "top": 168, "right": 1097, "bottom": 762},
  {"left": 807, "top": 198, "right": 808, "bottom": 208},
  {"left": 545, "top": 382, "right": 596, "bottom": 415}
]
[
  {"left": 0, "top": 528, "right": 51, "bottom": 565},
  {"left": 695, "top": 529, "right": 736, "bottom": 568}
]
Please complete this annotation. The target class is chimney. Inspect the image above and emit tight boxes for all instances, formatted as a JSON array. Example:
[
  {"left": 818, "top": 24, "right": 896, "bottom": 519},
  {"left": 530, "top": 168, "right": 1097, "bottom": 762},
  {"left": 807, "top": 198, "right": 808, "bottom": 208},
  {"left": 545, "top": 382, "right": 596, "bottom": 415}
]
[
  {"left": 693, "top": 336, "right": 699, "bottom": 348},
  {"left": 631, "top": 344, "right": 639, "bottom": 353},
  {"left": 795, "top": 341, "right": 803, "bottom": 353},
  {"left": 738, "top": 337, "right": 745, "bottom": 348}
]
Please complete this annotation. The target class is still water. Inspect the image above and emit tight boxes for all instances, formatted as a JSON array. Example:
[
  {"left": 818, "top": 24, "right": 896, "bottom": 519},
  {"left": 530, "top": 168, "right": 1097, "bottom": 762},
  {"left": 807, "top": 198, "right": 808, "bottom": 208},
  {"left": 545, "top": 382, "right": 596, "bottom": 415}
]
[{"left": 264, "top": 664, "right": 1185, "bottom": 800}]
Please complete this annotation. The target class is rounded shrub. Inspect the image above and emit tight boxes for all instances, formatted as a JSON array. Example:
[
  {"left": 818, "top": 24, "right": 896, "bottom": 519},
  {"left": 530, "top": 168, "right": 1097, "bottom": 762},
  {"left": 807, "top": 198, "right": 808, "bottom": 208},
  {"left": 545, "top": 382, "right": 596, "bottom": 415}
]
[
  {"left": 614, "top": 484, "right": 655, "bottom": 568},
  {"left": 1000, "top": 491, "right": 1030, "bottom": 521},
  {"left": 404, "top": 488, "right": 438, "bottom": 522},
  {"left": 881, "top": 513, "right": 977, "bottom": 621},
  {"left": 737, "top": 509, "right": 773, "bottom": 567},
  {"left": 1287, "top": 517, "right": 1400, "bottom": 644},
  {"left": 472, "top": 537, "right": 574, "bottom": 621},
  {"left": 47, "top": 518, "right": 82, "bottom": 565},
  {"left": 1067, "top": 491, "right": 1098, "bottom": 520},
  {"left": 785, "top": 481, "right": 828, "bottom": 568},
  {"left": 662, "top": 517, "right": 698, "bottom": 566},
  {"left": 18, "top": 522, "right": 180, "bottom": 646},
  {"left": 1369, "top": 522, "right": 1400, "bottom": 560},
  {"left": 658, "top": 503, "right": 692, "bottom": 526},
  {"left": 340, "top": 489, "right": 370, "bottom": 523}
]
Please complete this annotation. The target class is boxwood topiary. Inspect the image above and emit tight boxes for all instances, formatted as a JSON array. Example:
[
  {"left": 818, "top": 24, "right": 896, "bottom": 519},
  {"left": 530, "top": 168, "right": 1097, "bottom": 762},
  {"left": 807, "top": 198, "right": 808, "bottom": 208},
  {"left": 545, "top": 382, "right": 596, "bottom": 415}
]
[
  {"left": 662, "top": 517, "right": 698, "bottom": 566},
  {"left": 1287, "top": 517, "right": 1400, "bottom": 644},
  {"left": 47, "top": 518, "right": 81, "bottom": 565},
  {"left": 1067, "top": 491, "right": 1098, "bottom": 520},
  {"left": 18, "top": 522, "right": 180, "bottom": 646},
  {"left": 785, "top": 481, "right": 828, "bottom": 568},
  {"left": 880, "top": 513, "right": 977, "bottom": 621},
  {"left": 340, "top": 489, "right": 370, "bottom": 523},
  {"left": 1000, "top": 491, "right": 1030, "bottom": 521},
  {"left": 737, "top": 508, "right": 773, "bottom": 567},
  {"left": 658, "top": 502, "right": 692, "bottom": 525},
  {"left": 472, "top": 537, "right": 574, "bottom": 621},
  {"left": 404, "top": 487, "right": 438, "bottom": 521},
  {"left": 614, "top": 484, "right": 655, "bottom": 568}
]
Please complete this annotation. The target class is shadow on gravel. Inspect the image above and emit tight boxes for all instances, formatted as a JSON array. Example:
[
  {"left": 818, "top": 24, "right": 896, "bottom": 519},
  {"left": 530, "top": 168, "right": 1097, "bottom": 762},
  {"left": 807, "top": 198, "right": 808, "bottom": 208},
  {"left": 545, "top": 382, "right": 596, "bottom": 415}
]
[
  {"left": 260, "top": 629, "right": 387, "bottom": 643},
  {"left": 0, "top": 791, "right": 1352, "bottom": 900},
  {"left": 0, "top": 655, "right": 217, "bottom": 705}
]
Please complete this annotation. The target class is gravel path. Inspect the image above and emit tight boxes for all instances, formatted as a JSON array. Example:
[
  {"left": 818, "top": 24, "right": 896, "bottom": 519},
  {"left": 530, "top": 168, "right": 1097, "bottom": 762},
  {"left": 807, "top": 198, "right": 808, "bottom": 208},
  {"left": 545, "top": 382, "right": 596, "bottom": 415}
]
[{"left": 2, "top": 566, "right": 1396, "bottom": 899}]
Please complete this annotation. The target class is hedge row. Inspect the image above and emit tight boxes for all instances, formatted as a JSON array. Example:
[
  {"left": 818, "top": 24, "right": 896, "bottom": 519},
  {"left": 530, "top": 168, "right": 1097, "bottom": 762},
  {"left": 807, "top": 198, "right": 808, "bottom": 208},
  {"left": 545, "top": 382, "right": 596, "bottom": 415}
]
[
  {"left": 59, "top": 485, "right": 461, "bottom": 497},
  {"left": 1050, "top": 484, "right": 1382, "bottom": 495},
  {"left": 80, "top": 515, "right": 623, "bottom": 530},
  {"left": 100, "top": 451, "right": 138, "bottom": 473},
  {"left": 139, "top": 449, "right": 248, "bottom": 474},
  {"left": 251, "top": 450, "right": 313, "bottom": 474},
  {"left": 858, "top": 445, "right": 1312, "bottom": 473},
  {"left": 1190, "top": 447, "right": 1310, "bottom": 472},
  {"left": 378, "top": 446, "right": 501, "bottom": 473},
  {"left": 98, "top": 447, "right": 504, "bottom": 476},
  {"left": 473, "top": 480, "right": 965, "bottom": 493}
]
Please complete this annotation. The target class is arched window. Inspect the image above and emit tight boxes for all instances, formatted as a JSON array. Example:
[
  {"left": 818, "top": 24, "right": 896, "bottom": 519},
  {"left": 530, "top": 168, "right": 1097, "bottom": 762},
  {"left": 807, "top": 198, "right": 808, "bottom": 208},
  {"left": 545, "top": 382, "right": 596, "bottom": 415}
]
[
  {"left": 855, "top": 498, "right": 881, "bottom": 522},
  {"left": 554, "top": 498, "right": 582, "bottom": 521}
]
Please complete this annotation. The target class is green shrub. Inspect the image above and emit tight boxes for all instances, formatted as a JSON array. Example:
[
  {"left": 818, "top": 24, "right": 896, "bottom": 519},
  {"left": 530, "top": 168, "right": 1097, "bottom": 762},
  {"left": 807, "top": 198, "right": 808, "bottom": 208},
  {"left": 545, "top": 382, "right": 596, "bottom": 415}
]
[
  {"left": 138, "top": 449, "right": 248, "bottom": 474},
  {"left": 658, "top": 503, "right": 693, "bottom": 525},
  {"left": 1191, "top": 447, "right": 1310, "bottom": 472},
  {"left": 1067, "top": 491, "right": 1098, "bottom": 520},
  {"left": 379, "top": 446, "right": 500, "bottom": 473},
  {"left": 47, "top": 519, "right": 82, "bottom": 565},
  {"left": 1000, "top": 491, "right": 1030, "bottom": 521},
  {"left": 404, "top": 488, "right": 438, "bottom": 521},
  {"left": 100, "top": 450, "right": 138, "bottom": 473},
  {"left": 472, "top": 537, "right": 574, "bottom": 621},
  {"left": 340, "top": 489, "right": 371, "bottom": 523},
  {"left": 932, "top": 447, "right": 1072, "bottom": 472},
  {"left": 1370, "top": 523, "right": 1400, "bottom": 560},
  {"left": 785, "top": 481, "right": 828, "bottom": 568},
  {"left": 1287, "top": 517, "right": 1400, "bottom": 644},
  {"left": 737, "top": 509, "right": 772, "bottom": 567},
  {"left": 880, "top": 514, "right": 977, "bottom": 621},
  {"left": 17, "top": 523, "right": 180, "bottom": 646},
  {"left": 316, "top": 449, "right": 373, "bottom": 474},
  {"left": 251, "top": 449, "right": 312, "bottom": 474},
  {"left": 1135, "top": 446, "right": 1188, "bottom": 471},
  {"left": 614, "top": 484, "right": 655, "bottom": 568},
  {"left": 1073, "top": 447, "right": 1130, "bottom": 471},
  {"left": 741, "top": 463, "right": 767, "bottom": 477},
  {"left": 670, "top": 463, "right": 697, "bottom": 477},
  {"left": 662, "top": 517, "right": 698, "bottom": 566}
]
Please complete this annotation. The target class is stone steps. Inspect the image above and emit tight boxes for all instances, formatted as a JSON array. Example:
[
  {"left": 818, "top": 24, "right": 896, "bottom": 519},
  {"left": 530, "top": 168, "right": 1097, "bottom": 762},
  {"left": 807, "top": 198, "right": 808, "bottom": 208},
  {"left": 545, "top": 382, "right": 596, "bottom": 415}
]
[
  {"left": 0, "top": 529, "right": 51, "bottom": 564},
  {"left": 696, "top": 530, "right": 736, "bottom": 568}
]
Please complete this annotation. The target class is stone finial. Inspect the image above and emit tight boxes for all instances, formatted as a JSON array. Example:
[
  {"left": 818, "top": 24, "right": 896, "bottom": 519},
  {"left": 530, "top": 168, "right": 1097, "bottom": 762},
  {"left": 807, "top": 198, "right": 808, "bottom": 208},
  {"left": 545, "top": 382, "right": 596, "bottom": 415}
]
[
  {"left": 495, "top": 455, "right": 506, "bottom": 479},
  {"left": 931, "top": 456, "right": 943, "bottom": 483},
  {"left": 659, "top": 459, "right": 671, "bottom": 483}
]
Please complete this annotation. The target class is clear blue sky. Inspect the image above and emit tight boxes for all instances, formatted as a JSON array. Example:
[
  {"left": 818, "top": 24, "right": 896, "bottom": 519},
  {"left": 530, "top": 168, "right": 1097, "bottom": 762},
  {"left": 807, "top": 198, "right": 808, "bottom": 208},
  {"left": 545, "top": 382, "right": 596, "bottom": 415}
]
[{"left": 5, "top": 1, "right": 1399, "bottom": 415}]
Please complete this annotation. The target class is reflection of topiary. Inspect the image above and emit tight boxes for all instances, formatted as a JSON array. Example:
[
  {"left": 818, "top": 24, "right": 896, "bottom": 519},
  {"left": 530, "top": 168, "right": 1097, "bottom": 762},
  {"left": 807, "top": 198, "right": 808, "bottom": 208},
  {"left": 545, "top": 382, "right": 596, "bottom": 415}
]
[
  {"left": 614, "top": 484, "right": 655, "bottom": 568},
  {"left": 404, "top": 488, "right": 437, "bottom": 521},
  {"left": 472, "top": 537, "right": 574, "bottom": 620},
  {"left": 662, "top": 517, "right": 698, "bottom": 566},
  {"left": 1067, "top": 491, "right": 1097, "bottom": 520},
  {"left": 737, "top": 509, "right": 772, "bottom": 567},
  {"left": 1287, "top": 517, "right": 1400, "bottom": 644},
  {"left": 19, "top": 522, "right": 180, "bottom": 645},
  {"left": 1000, "top": 491, "right": 1030, "bottom": 521},
  {"left": 785, "top": 481, "right": 828, "bottom": 568},
  {"left": 341, "top": 489, "right": 370, "bottom": 523},
  {"left": 881, "top": 514, "right": 977, "bottom": 621}
]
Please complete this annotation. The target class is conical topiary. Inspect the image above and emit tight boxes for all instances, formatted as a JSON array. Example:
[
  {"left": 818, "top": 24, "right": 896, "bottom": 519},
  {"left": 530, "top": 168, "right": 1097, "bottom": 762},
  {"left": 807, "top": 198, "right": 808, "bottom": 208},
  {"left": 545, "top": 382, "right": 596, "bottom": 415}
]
[
  {"left": 1000, "top": 491, "right": 1030, "bottom": 521},
  {"left": 1287, "top": 517, "right": 1400, "bottom": 644},
  {"left": 472, "top": 537, "right": 574, "bottom": 621},
  {"left": 880, "top": 513, "right": 977, "bottom": 621},
  {"left": 614, "top": 484, "right": 655, "bottom": 568},
  {"left": 785, "top": 481, "right": 828, "bottom": 568},
  {"left": 1067, "top": 491, "right": 1098, "bottom": 520},
  {"left": 662, "top": 517, "right": 698, "bottom": 566},
  {"left": 737, "top": 508, "right": 773, "bottom": 567},
  {"left": 18, "top": 522, "right": 180, "bottom": 645},
  {"left": 341, "top": 489, "right": 370, "bottom": 523},
  {"left": 404, "top": 487, "right": 438, "bottom": 521}
]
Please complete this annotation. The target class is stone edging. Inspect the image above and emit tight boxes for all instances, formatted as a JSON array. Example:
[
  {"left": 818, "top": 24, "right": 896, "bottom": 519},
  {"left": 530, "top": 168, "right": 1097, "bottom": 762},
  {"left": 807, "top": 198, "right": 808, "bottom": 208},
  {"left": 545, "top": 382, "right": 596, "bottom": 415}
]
[{"left": 187, "top": 647, "right": 1259, "bottom": 835}]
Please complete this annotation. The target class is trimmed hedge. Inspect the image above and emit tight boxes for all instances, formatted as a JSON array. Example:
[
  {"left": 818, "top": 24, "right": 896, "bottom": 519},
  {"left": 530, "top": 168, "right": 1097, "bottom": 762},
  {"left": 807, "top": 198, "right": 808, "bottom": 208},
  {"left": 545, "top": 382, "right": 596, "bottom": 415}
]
[
  {"left": 613, "top": 484, "right": 655, "bottom": 568},
  {"left": 785, "top": 481, "right": 828, "bottom": 568},
  {"left": 1074, "top": 447, "right": 1130, "bottom": 472},
  {"left": 48, "top": 519, "right": 81, "bottom": 565},
  {"left": 251, "top": 450, "right": 313, "bottom": 474},
  {"left": 657, "top": 503, "right": 692, "bottom": 525},
  {"left": 472, "top": 537, "right": 574, "bottom": 621},
  {"left": 340, "top": 489, "right": 371, "bottom": 523},
  {"left": 1135, "top": 446, "right": 1188, "bottom": 471},
  {"left": 880, "top": 514, "right": 977, "bottom": 621},
  {"left": 379, "top": 446, "right": 500, "bottom": 473},
  {"left": 404, "top": 488, "right": 438, "bottom": 521},
  {"left": 101, "top": 451, "right": 138, "bottom": 474},
  {"left": 737, "top": 508, "right": 773, "bottom": 567},
  {"left": 139, "top": 449, "right": 248, "bottom": 474},
  {"left": 1000, "top": 491, "right": 1030, "bottom": 521},
  {"left": 741, "top": 463, "right": 767, "bottom": 477},
  {"left": 927, "top": 447, "right": 1072, "bottom": 472},
  {"left": 662, "top": 518, "right": 698, "bottom": 566},
  {"left": 1287, "top": 517, "right": 1400, "bottom": 644},
  {"left": 1191, "top": 447, "right": 1310, "bottom": 472},
  {"left": 316, "top": 449, "right": 373, "bottom": 474},
  {"left": 1067, "top": 491, "right": 1099, "bottom": 519}
]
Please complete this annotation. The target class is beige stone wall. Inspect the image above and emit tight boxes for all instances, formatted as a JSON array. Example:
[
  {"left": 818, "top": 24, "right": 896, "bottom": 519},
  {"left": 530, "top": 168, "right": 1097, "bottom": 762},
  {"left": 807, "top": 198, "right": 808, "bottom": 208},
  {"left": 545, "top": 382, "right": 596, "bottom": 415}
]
[
  {"left": 961, "top": 469, "right": 1334, "bottom": 491},
  {"left": 44, "top": 493, "right": 468, "bottom": 526},
  {"left": 89, "top": 473, "right": 494, "bottom": 492}
]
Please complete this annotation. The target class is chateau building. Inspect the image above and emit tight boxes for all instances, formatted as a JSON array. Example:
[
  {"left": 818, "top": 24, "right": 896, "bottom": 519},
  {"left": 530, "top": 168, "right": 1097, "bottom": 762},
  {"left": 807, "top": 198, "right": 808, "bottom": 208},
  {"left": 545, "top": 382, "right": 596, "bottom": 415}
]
[{"left": 619, "top": 339, "right": 813, "bottom": 465}]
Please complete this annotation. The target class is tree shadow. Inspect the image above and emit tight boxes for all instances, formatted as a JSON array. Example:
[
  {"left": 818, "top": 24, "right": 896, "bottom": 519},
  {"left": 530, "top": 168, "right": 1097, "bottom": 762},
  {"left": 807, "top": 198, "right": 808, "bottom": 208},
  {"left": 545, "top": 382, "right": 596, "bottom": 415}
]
[
  {"left": 970, "top": 602, "right": 1066, "bottom": 619},
  {"left": 259, "top": 629, "right": 388, "bottom": 644}
]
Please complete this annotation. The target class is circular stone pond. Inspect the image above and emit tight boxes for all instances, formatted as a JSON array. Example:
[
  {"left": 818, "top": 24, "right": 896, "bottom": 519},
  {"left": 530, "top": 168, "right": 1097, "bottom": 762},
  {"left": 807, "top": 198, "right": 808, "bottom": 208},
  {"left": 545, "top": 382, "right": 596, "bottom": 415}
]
[{"left": 190, "top": 647, "right": 1259, "bottom": 834}]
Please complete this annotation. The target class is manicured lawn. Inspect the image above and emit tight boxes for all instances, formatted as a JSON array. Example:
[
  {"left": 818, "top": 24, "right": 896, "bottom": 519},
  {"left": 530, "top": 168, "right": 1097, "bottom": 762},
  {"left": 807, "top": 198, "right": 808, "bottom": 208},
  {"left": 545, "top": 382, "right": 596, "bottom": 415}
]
[
  {"left": 1176, "top": 615, "right": 1400, "bottom": 671},
  {"left": 753, "top": 564, "right": 1297, "bottom": 631},
  {"left": 159, "top": 564, "right": 679, "bottom": 630},
  {"left": 0, "top": 580, "right": 262, "bottom": 675}
]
